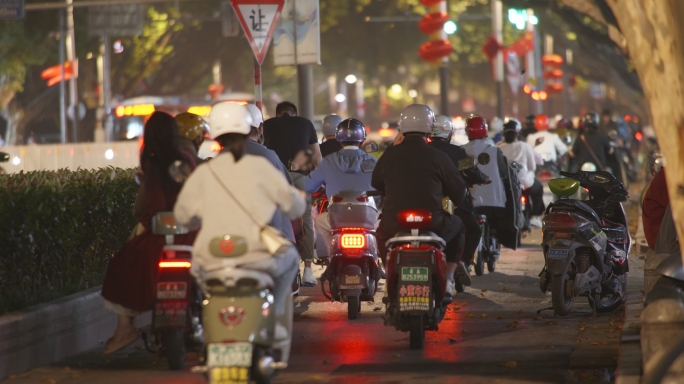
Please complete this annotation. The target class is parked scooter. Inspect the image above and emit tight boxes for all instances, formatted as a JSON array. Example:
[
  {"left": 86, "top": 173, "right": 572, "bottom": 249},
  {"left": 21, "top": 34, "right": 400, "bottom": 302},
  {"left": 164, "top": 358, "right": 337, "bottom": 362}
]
[
  {"left": 538, "top": 170, "right": 631, "bottom": 316},
  {"left": 383, "top": 209, "right": 451, "bottom": 349},
  {"left": 143, "top": 212, "right": 203, "bottom": 370},
  {"left": 320, "top": 190, "right": 381, "bottom": 319}
]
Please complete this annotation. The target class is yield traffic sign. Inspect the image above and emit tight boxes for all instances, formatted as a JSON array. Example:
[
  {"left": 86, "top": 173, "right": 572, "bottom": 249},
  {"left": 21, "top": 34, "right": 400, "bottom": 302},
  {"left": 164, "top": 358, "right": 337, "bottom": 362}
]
[{"left": 230, "top": 0, "right": 284, "bottom": 65}]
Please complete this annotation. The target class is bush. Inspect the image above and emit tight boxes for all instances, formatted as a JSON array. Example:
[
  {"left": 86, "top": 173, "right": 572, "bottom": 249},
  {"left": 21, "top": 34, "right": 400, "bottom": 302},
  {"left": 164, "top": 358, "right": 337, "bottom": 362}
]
[{"left": 0, "top": 167, "right": 139, "bottom": 313}]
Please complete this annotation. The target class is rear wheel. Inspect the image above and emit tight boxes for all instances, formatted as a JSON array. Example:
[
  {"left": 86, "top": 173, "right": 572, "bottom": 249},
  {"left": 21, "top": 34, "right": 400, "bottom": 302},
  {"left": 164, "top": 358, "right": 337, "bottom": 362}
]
[
  {"left": 161, "top": 329, "right": 185, "bottom": 370},
  {"left": 409, "top": 315, "right": 425, "bottom": 349},
  {"left": 474, "top": 246, "right": 485, "bottom": 276},
  {"left": 347, "top": 295, "right": 360, "bottom": 320},
  {"left": 487, "top": 260, "right": 496, "bottom": 273},
  {"left": 551, "top": 262, "right": 576, "bottom": 316}
]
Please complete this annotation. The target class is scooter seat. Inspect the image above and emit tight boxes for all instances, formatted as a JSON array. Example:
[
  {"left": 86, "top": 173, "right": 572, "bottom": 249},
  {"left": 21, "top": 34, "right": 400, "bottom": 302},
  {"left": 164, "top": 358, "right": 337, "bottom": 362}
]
[
  {"left": 549, "top": 199, "right": 602, "bottom": 225},
  {"left": 199, "top": 268, "right": 275, "bottom": 292},
  {"left": 386, "top": 231, "right": 446, "bottom": 249}
]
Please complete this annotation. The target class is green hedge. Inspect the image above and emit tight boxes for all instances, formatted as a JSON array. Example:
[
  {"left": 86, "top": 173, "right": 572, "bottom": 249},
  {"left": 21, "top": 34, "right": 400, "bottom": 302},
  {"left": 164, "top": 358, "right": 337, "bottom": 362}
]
[{"left": 0, "top": 168, "right": 139, "bottom": 313}]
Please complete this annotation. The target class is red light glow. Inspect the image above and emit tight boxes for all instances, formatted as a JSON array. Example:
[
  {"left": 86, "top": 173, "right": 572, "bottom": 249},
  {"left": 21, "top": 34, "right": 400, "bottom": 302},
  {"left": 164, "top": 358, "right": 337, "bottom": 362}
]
[
  {"left": 397, "top": 209, "right": 432, "bottom": 229},
  {"left": 546, "top": 212, "right": 576, "bottom": 229},
  {"left": 341, "top": 234, "right": 365, "bottom": 249},
  {"left": 531, "top": 91, "right": 540, "bottom": 101},
  {"left": 635, "top": 131, "right": 643, "bottom": 141},
  {"left": 523, "top": 84, "right": 531, "bottom": 94}
]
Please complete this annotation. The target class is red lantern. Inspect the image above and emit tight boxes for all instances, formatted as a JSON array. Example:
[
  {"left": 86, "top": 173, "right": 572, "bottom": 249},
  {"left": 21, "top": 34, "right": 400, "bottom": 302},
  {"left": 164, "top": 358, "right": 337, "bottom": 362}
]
[
  {"left": 418, "top": 12, "right": 449, "bottom": 35},
  {"left": 418, "top": 40, "right": 453, "bottom": 62},
  {"left": 541, "top": 54, "right": 564, "bottom": 66},
  {"left": 542, "top": 69, "right": 563, "bottom": 79},
  {"left": 420, "top": 0, "right": 443, "bottom": 6},
  {"left": 545, "top": 83, "right": 564, "bottom": 93}
]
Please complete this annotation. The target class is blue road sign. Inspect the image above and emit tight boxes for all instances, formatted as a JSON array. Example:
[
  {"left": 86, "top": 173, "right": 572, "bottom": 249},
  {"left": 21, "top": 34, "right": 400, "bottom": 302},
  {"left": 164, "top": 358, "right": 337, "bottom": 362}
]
[{"left": 0, "top": 0, "right": 24, "bottom": 19}]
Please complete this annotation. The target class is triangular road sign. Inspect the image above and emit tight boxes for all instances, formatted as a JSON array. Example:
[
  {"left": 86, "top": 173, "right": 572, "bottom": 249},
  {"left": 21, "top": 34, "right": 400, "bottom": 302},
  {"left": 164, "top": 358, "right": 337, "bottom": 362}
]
[{"left": 231, "top": 0, "right": 285, "bottom": 66}]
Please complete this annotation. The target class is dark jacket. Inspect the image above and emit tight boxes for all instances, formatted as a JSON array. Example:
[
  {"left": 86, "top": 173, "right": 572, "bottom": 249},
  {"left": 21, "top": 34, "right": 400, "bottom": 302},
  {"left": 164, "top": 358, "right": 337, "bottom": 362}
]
[
  {"left": 320, "top": 139, "right": 341, "bottom": 158},
  {"left": 572, "top": 128, "right": 611, "bottom": 170},
  {"left": 372, "top": 135, "right": 466, "bottom": 235}
]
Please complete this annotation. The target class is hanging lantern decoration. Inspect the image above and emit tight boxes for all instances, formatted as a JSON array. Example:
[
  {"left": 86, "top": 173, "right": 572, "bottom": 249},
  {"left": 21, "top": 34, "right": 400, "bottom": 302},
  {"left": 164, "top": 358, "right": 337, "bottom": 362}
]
[
  {"left": 541, "top": 54, "right": 564, "bottom": 96},
  {"left": 418, "top": 12, "right": 449, "bottom": 35},
  {"left": 419, "top": 40, "right": 453, "bottom": 62},
  {"left": 541, "top": 54, "right": 564, "bottom": 66},
  {"left": 546, "top": 83, "right": 564, "bottom": 93},
  {"left": 417, "top": 1, "right": 452, "bottom": 63},
  {"left": 542, "top": 69, "right": 564, "bottom": 79}
]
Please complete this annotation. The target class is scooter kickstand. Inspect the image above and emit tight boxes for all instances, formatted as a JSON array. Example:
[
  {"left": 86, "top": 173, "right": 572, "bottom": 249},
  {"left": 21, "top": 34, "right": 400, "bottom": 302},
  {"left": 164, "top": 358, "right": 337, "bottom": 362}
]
[{"left": 536, "top": 307, "right": 554, "bottom": 314}]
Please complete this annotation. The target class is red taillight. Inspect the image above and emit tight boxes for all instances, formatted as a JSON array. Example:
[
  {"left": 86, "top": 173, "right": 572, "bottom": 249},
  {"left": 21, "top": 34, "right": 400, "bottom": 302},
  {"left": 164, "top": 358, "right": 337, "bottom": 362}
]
[
  {"left": 159, "top": 261, "right": 192, "bottom": 269},
  {"left": 356, "top": 196, "right": 368, "bottom": 202},
  {"left": 521, "top": 195, "right": 526, "bottom": 204},
  {"left": 539, "top": 171, "right": 552, "bottom": 181},
  {"left": 341, "top": 234, "right": 365, "bottom": 249},
  {"left": 397, "top": 209, "right": 432, "bottom": 229},
  {"left": 635, "top": 131, "right": 643, "bottom": 141},
  {"left": 546, "top": 212, "right": 576, "bottom": 229},
  {"left": 331, "top": 196, "right": 344, "bottom": 203}
]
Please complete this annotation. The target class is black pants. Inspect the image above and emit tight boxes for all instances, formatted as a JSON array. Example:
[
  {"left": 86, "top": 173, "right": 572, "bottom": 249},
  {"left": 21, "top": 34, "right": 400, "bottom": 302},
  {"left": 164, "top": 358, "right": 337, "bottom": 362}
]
[
  {"left": 523, "top": 179, "right": 545, "bottom": 216},
  {"left": 454, "top": 207, "right": 481, "bottom": 265},
  {"left": 377, "top": 212, "right": 465, "bottom": 266}
]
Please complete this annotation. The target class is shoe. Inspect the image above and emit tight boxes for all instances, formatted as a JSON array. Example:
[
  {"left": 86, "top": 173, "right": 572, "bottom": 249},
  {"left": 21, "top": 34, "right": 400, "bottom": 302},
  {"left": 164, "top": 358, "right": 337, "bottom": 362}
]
[
  {"left": 530, "top": 217, "right": 542, "bottom": 228},
  {"left": 302, "top": 267, "right": 317, "bottom": 287},
  {"left": 291, "top": 272, "right": 300, "bottom": 296},
  {"left": 456, "top": 262, "right": 472, "bottom": 286},
  {"left": 379, "top": 265, "right": 387, "bottom": 279},
  {"left": 446, "top": 278, "right": 456, "bottom": 296},
  {"left": 103, "top": 329, "right": 139, "bottom": 354}
]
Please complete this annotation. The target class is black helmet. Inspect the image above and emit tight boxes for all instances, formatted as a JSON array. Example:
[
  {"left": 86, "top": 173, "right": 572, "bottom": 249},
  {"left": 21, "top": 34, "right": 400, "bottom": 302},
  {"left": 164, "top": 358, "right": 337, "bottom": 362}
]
[
  {"left": 503, "top": 118, "right": 522, "bottom": 133},
  {"left": 524, "top": 115, "right": 536, "bottom": 129},
  {"left": 583, "top": 112, "right": 600, "bottom": 129}
]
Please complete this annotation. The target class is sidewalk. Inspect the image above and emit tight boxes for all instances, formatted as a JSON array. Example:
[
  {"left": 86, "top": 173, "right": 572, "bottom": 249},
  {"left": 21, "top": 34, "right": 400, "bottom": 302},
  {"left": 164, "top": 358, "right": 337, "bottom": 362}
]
[{"left": 616, "top": 252, "right": 645, "bottom": 383}]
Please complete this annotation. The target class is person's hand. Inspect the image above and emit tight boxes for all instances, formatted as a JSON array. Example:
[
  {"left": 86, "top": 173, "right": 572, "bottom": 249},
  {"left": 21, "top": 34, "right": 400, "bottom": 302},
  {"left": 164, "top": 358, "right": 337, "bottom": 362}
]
[
  {"left": 290, "top": 149, "right": 314, "bottom": 172},
  {"left": 483, "top": 177, "right": 492, "bottom": 185},
  {"left": 393, "top": 131, "right": 405, "bottom": 146}
]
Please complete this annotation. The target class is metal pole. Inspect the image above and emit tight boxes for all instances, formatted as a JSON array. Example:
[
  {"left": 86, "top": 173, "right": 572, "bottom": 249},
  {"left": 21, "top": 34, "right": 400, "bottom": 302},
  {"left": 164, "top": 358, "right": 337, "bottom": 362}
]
[
  {"left": 254, "top": 60, "right": 262, "bottom": 112},
  {"left": 491, "top": 0, "right": 504, "bottom": 118},
  {"left": 526, "top": 9, "right": 536, "bottom": 116},
  {"left": 65, "top": 0, "right": 78, "bottom": 142},
  {"left": 297, "top": 64, "right": 314, "bottom": 121},
  {"left": 59, "top": 10, "right": 67, "bottom": 144},
  {"left": 438, "top": 0, "right": 449, "bottom": 116},
  {"left": 103, "top": 35, "right": 112, "bottom": 142}
]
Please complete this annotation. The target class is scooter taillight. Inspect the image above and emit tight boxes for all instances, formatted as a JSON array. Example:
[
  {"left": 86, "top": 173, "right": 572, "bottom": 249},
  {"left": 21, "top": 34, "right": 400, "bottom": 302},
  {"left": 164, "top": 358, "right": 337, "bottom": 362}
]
[
  {"left": 521, "top": 195, "right": 526, "bottom": 205},
  {"left": 159, "top": 261, "right": 192, "bottom": 269},
  {"left": 356, "top": 196, "right": 369, "bottom": 203},
  {"left": 219, "top": 306, "right": 245, "bottom": 327},
  {"left": 546, "top": 212, "right": 577, "bottom": 229},
  {"left": 341, "top": 234, "right": 365, "bottom": 249},
  {"left": 539, "top": 170, "right": 552, "bottom": 181},
  {"left": 332, "top": 196, "right": 344, "bottom": 203}
]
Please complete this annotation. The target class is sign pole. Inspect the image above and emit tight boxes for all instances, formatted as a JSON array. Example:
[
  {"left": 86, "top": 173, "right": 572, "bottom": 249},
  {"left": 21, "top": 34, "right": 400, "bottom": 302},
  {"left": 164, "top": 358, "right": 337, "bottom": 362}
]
[
  {"left": 59, "top": 9, "right": 67, "bottom": 144},
  {"left": 254, "top": 59, "right": 262, "bottom": 112}
]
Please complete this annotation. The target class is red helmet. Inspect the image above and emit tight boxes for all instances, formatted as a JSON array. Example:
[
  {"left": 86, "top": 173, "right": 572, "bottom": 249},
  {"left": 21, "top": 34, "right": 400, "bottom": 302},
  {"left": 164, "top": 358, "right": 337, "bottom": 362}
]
[
  {"left": 465, "top": 115, "right": 488, "bottom": 140},
  {"left": 535, "top": 114, "right": 550, "bottom": 131}
]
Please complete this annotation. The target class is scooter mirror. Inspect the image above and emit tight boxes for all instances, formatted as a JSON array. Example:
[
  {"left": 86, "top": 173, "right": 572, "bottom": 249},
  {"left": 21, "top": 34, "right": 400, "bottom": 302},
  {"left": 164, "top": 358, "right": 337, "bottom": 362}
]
[
  {"left": 0, "top": 152, "right": 9, "bottom": 163},
  {"left": 458, "top": 157, "right": 475, "bottom": 171},
  {"left": 477, "top": 153, "right": 491, "bottom": 166},
  {"left": 365, "top": 142, "right": 379, "bottom": 153}
]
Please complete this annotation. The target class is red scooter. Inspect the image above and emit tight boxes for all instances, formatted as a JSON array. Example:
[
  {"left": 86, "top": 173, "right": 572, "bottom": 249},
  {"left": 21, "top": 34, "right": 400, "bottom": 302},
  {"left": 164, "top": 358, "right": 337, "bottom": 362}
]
[{"left": 383, "top": 209, "right": 451, "bottom": 349}]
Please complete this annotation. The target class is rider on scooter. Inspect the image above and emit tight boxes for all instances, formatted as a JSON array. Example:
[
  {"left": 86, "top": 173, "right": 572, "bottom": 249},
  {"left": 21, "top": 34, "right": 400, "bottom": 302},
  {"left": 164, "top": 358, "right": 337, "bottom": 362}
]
[
  {"left": 429, "top": 115, "right": 491, "bottom": 269},
  {"left": 525, "top": 114, "right": 568, "bottom": 167},
  {"left": 497, "top": 119, "right": 545, "bottom": 228},
  {"left": 372, "top": 104, "right": 471, "bottom": 296},
  {"left": 175, "top": 112, "right": 210, "bottom": 165},
  {"left": 305, "top": 118, "right": 378, "bottom": 262},
  {"left": 174, "top": 102, "right": 306, "bottom": 354},
  {"left": 462, "top": 116, "right": 510, "bottom": 232},
  {"left": 319, "top": 114, "right": 345, "bottom": 158}
]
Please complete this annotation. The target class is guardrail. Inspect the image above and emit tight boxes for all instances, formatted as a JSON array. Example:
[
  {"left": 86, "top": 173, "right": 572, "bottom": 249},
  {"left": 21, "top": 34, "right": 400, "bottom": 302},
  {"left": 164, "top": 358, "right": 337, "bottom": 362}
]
[{"left": 1, "top": 142, "right": 140, "bottom": 173}]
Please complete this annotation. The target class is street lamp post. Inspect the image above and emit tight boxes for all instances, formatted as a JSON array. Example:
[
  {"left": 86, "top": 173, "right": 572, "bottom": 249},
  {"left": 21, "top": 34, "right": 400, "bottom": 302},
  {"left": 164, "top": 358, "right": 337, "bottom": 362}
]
[
  {"left": 438, "top": 0, "right": 449, "bottom": 116},
  {"left": 491, "top": 0, "right": 504, "bottom": 118}
]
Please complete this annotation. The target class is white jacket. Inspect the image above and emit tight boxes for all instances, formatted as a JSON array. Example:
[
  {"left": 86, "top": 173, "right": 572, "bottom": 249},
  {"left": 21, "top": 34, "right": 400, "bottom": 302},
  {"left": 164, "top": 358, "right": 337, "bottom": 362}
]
[
  {"left": 526, "top": 131, "right": 568, "bottom": 162},
  {"left": 174, "top": 153, "right": 306, "bottom": 274},
  {"left": 497, "top": 141, "right": 537, "bottom": 189},
  {"left": 463, "top": 140, "right": 506, "bottom": 208}
]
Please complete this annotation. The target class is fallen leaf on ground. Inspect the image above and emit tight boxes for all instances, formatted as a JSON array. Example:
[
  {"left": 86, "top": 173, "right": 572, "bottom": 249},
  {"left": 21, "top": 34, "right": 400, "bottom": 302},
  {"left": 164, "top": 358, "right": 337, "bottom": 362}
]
[
  {"left": 600, "top": 341, "right": 609, "bottom": 345},
  {"left": 498, "top": 282, "right": 503, "bottom": 285},
  {"left": 461, "top": 329, "right": 468, "bottom": 334},
  {"left": 607, "top": 335, "right": 616, "bottom": 339},
  {"left": 8, "top": 376, "right": 17, "bottom": 380},
  {"left": 309, "top": 375, "right": 323, "bottom": 381},
  {"left": 576, "top": 339, "right": 581, "bottom": 343},
  {"left": 533, "top": 316, "right": 542, "bottom": 320},
  {"left": 41, "top": 378, "right": 56, "bottom": 384},
  {"left": 373, "top": 306, "right": 382, "bottom": 311},
  {"left": 506, "top": 321, "right": 519, "bottom": 328},
  {"left": 502, "top": 286, "right": 509, "bottom": 291},
  {"left": 496, "top": 316, "right": 504, "bottom": 320},
  {"left": 480, "top": 313, "right": 487, "bottom": 318},
  {"left": 504, "top": 361, "right": 518, "bottom": 368},
  {"left": 63, "top": 366, "right": 71, "bottom": 372},
  {"left": 467, "top": 312, "right": 475, "bottom": 318},
  {"left": 481, "top": 288, "right": 489, "bottom": 293},
  {"left": 480, "top": 293, "right": 485, "bottom": 297},
  {"left": 589, "top": 342, "right": 599, "bottom": 346},
  {"left": 596, "top": 331, "right": 604, "bottom": 335},
  {"left": 448, "top": 338, "right": 458, "bottom": 344}
]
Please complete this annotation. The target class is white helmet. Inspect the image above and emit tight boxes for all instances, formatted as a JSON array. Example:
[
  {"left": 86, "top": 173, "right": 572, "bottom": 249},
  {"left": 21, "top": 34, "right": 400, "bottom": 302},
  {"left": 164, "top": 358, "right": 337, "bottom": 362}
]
[
  {"left": 244, "top": 104, "right": 263, "bottom": 128},
  {"left": 209, "top": 102, "right": 252, "bottom": 139},
  {"left": 399, "top": 104, "right": 435, "bottom": 134},
  {"left": 322, "top": 114, "right": 343, "bottom": 137},
  {"left": 431, "top": 115, "right": 454, "bottom": 139},
  {"left": 490, "top": 117, "right": 504, "bottom": 134}
]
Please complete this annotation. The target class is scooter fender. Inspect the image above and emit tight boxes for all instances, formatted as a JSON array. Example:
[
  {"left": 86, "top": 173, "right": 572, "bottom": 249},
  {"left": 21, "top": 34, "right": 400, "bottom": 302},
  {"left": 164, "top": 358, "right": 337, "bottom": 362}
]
[
  {"left": 338, "top": 264, "right": 366, "bottom": 290},
  {"left": 545, "top": 239, "right": 583, "bottom": 276},
  {"left": 203, "top": 291, "right": 275, "bottom": 347}
]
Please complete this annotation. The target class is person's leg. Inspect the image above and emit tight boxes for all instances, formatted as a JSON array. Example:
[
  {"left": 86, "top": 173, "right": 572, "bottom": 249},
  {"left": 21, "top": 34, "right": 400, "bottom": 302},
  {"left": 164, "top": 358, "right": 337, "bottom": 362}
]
[
  {"left": 529, "top": 179, "right": 545, "bottom": 216},
  {"left": 454, "top": 208, "right": 481, "bottom": 266},
  {"left": 102, "top": 301, "right": 140, "bottom": 354},
  {"left": 314, "top": 212, "right": 332, "bottom": 258},
  {"left": 290, "top": 172, "right": 316, "bottom": 285},
  {"left": 435, "top": 214, "right": 470, "bottom": 292}
]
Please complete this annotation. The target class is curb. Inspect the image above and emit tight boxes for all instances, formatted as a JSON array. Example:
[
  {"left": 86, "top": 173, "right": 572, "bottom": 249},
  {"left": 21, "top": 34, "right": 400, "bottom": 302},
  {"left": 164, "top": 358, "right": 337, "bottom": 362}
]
[
  {"left": 0, "top": 286, "right": 150, "bottom": 380},
  {"left": 617, "top": 291, "right": 643, "bottom": 384}
]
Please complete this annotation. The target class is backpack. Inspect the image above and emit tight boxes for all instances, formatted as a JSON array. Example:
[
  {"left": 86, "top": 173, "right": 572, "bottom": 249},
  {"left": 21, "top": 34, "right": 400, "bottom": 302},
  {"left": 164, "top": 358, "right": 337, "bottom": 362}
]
[{"left": 498, "top": 159, "right": 524, "bottom": 250}]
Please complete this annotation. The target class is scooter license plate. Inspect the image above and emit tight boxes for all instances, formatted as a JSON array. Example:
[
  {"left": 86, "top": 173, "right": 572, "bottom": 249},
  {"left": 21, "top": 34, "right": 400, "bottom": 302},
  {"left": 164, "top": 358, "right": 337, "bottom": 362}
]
[
  {"left": 401, "top": 267, "right": 429, "bottom": 282},
  {"left": 157, "top": 282, "right": 187, "bottom": 299},
  {"left": 209, "top": 366, "right": 250, "bottom": 384},
  {"left": 548, "top": 248, "right": 569, "bottom": 259},
  {"left": 207, "top": 342, "right": 252, "bottom": 368}
]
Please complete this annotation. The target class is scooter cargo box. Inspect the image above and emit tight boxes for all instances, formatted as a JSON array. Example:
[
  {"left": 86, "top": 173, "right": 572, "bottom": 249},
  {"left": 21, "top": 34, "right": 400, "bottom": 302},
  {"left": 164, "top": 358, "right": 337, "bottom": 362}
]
[{"left": 328, "top": 191, "right": 378, "bottom": 230}]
